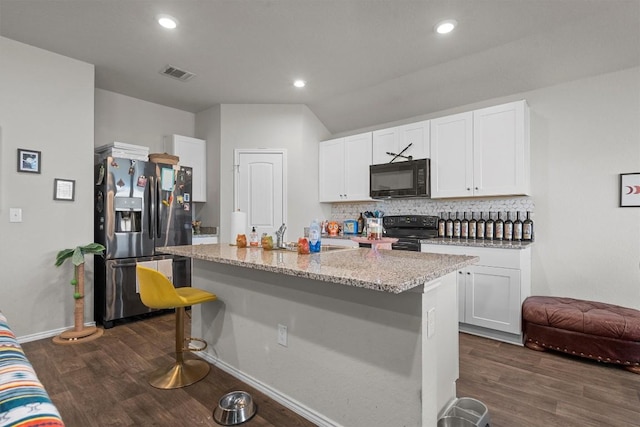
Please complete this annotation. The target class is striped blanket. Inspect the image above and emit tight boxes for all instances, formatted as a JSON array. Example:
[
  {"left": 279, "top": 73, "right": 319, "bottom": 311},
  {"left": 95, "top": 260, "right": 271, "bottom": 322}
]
[{"left": 0, "top": 312, "right": 64, "bottom": 427}]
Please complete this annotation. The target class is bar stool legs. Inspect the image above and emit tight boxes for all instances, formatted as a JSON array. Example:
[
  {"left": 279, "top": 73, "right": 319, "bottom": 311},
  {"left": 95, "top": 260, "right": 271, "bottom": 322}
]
[{"left": 148, "top": 307, "right": 211, "bottom": 389}]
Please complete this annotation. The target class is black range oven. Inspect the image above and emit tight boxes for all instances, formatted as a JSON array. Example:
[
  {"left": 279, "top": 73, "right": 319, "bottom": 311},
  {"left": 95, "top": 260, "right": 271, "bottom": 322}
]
[{"left": 358, "top": 215, "right": 439, "bottom": 252}]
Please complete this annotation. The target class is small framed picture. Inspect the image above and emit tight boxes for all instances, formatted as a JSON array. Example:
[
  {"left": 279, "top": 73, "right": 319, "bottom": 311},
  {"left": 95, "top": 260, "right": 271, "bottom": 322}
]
[
  {"left": 54, "top": 178, "right": 75, "bottom": 201},
  {"left": 17, "top": 149, "right": 41, "bottom": 173},
  {"left": 620, "top": 173, "right": 640, "bottom": 207}
]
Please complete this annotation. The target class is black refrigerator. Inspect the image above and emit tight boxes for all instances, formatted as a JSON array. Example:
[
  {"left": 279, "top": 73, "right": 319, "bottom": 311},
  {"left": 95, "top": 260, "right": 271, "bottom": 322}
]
[{"left": 94, "top": 156, "right": 193, "bottom": 328}]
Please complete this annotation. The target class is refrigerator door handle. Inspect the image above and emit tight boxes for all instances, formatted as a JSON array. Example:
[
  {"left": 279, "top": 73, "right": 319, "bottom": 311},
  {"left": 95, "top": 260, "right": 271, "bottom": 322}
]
[
  {"left": 111, "top": 261, "right": 140, "bottom": 268},
  {"left": 156, "top": 174, "right": 162, "bottom": 238},
  {"left": 148, "top": 175, "right": 155, "bottom": 239}
]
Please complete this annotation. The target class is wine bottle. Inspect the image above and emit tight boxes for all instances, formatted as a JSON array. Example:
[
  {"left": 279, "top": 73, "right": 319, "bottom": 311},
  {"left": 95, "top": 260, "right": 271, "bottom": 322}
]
[
  {"left": 523, "top": 211, "right": 534, "bottom": 241},
  {"left": 357, "top": 212, "right": 365, "bottom": 236},
  {"left": 438, "top": 212, "right": 446, "bottom": 238},
  {"left": 469, "top": 212, "right": 477, "bottom": 239},
  {"left": 495, "top": 212, "right": 504, "bottom": 240},
  {"left": 513, "top": 212, "right": 523, "bottom": 241},
  {"left": 445, "top": 212, "right": 454, "bottom": 238},
  {"left": 476, "top": 212, "right": 486, "bottom": 239},
  {"left": 453, "top": 212, "right": 461, "bottom": 238},
  {"left": 461, "top": 212, "right": 469, "bottom": 239},
  {"left": 486, "top": 212, "right": 494, "bottom": 240},
  {"left": 504, "top": 212, "right": 513, "bottom": 241}
]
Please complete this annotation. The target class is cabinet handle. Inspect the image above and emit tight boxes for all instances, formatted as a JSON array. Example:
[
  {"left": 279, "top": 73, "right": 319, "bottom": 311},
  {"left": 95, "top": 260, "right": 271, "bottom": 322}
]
[
  {"left": 475, "top": 187, "right": 479, "bottom": 190},
  {"left": 467, "top": 272, "right": 471, "bottom": 275},
  {"left": 467, "top": 187, "right": 471, "bottom": 191},
  {"left": 458, "top": 271, "right": 463, "bottom": 274}
]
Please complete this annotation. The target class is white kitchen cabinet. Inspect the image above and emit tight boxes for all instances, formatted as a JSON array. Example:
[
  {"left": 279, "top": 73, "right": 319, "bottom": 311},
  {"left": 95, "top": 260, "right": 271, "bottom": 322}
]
[
  {"left": 372, "top": 120, "right": 430, "bottom": 165},
  {"left": 421, "top": 243, "right": 531, "bottom": 344},
  {"left": 430, "top": 112, "right": 473, "bottom": 198},
  {"left": 430, "top": 100, "right": 530, "bottom": 198},
  {"left": 165, "top": 134, "right": 207, "bottom": 202},
  {"left": 319, "top": 132, "right": 372, "bottom": 202}
]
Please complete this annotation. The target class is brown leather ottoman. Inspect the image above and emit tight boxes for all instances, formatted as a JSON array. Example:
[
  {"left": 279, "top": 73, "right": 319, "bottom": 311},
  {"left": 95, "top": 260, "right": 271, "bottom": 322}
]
[{"left": 522, "top": 296, "right": 640, "bottom": 374}]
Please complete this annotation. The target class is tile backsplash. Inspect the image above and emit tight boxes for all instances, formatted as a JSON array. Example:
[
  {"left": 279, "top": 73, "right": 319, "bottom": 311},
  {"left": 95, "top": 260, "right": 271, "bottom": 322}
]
[{"left": 330, "top": 196, "right": 535, "bottom": 221}]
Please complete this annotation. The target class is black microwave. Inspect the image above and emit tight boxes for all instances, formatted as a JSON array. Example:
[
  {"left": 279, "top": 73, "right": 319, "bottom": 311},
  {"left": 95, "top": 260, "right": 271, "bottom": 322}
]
[{"left": 369, "top": 158, "right": 430, "bottom": 199}]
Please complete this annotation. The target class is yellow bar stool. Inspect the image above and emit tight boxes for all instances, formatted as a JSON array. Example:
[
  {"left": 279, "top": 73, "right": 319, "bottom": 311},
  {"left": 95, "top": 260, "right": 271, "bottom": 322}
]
[{"left": 136, "top": 265, "right": 217, "bottom": 389}]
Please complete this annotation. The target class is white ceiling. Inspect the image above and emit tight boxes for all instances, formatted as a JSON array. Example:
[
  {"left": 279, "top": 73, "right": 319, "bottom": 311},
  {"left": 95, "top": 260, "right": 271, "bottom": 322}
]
[{"left": 1, "top": 0, "right": 639, "bottom": 134}]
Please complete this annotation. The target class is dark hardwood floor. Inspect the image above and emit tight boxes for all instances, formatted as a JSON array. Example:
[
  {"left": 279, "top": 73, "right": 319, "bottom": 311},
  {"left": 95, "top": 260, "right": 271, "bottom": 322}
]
[
  {"left": 21, "top": 314, "right": 640, "bottom": 427},
  {"left": 21, "top": 313, "right": 315, "bottom": 427},
  {"left": 457, "top": 332, "right": 640, "bottom": 427}
]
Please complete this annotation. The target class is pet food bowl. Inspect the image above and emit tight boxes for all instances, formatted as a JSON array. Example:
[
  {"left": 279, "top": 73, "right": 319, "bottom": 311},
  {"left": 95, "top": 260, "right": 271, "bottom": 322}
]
[{"left": 213, "top": 391, "right": 257, "bottom": 426}]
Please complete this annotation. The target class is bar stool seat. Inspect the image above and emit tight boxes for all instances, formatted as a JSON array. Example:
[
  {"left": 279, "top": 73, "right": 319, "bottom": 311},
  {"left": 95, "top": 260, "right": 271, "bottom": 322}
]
[{"left": 136, "top": 265, "right": 217, "bottom": 389}]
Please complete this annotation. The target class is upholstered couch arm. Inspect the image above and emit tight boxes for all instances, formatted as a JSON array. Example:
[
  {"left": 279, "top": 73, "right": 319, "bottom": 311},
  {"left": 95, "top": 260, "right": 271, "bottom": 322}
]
[{"left": 0, "top": 312, "right": 64, "bottom": 427}]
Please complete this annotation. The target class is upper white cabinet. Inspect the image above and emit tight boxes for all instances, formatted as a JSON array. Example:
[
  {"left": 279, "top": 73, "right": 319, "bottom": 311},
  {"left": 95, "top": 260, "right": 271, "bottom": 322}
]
[
  {"left": 164, "top": 134, "right": 207, "bottom": 202},
  {"left": 319, "top": 132, "right": 372, "bottom": 202},
  {"left": 430, "top": 100, "right": 530, "bottom": 198},
  {"left": 372, "top": 120, "right": 430, "bottom": 165},
  {"left": 430, "top": 112, "right": 474, "bottom": 198}
]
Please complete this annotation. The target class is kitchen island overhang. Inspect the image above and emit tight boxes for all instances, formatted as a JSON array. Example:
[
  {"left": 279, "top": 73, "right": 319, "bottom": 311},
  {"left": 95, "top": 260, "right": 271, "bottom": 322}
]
[{"left": 157, "top": 244, "right": 478, "bottom": 427}]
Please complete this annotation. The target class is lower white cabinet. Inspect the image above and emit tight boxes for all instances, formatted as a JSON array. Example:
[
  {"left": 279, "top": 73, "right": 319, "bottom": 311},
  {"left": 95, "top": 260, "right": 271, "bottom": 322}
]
[{"left": 421, "top": 243, "right": 531, "bottom": 344}]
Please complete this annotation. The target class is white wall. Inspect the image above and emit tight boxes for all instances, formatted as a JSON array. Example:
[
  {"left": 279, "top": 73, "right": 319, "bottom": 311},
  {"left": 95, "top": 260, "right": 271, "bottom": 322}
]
[
  {"left": 0, "top": 37, "right": 95, "bottom": 337},
  {"left": 95, "top": 89, "right": 194, "bottom": 152},
  {"left": 525, "top": 67, "right": 640, "bottom": 306},
  {"left": 195, "top": 105, "right": 221, "bottom": 228},
  {"left": 216, "top": 104, "right": 331, "bottom": 244}
]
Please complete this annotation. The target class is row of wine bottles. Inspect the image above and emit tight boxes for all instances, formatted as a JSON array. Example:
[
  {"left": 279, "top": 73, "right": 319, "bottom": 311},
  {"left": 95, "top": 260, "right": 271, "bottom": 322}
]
[{"left": 437, "top": 211, "right": 534, "bottom": 241}]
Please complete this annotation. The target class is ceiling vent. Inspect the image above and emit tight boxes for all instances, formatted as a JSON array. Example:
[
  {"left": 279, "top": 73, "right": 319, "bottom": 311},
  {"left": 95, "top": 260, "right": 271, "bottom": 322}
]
[{"left": 159, "top": 65, "right": 195, "bottom": 82}]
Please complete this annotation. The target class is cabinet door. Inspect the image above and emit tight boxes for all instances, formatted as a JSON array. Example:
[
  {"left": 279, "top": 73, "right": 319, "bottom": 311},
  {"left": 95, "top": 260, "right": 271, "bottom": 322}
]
[
  {"left": 343, "top": 133, "right": 372, "bottom": 201},
  {"left": 372, "top": 121, "right": 430, "bottom": 165},
  {"left": 430, "top": 112, "right": 473, "bottom": 198},
  {"left": 165, "top": 135, "right": 207, "bottom": 202},
  {"left": 464, "top": 265, "right": 521, "bottom": 334},
  {"left": 319, "top": 138, "right": 346, "bottom": 202},
  {"left": 398, "top": 120, "right": 430, "bottom": 160},
  {"left": 372, "top": 128, "right": 398, "bottom": 165},
  {"left": 473, "top": 101, "right": 529, "bottom": 196}
]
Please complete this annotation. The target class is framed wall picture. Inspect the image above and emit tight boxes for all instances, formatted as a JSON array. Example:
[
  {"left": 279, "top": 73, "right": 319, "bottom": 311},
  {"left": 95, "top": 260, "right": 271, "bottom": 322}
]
[
  {"left": 17, "top": 148, "right": 41, "bottom": 173},
  {"left": 54, "top": 178, "right": 75, "bottom": 201},
  {"left": 620, "top": 173, "right": 640, "bottom": 207}
]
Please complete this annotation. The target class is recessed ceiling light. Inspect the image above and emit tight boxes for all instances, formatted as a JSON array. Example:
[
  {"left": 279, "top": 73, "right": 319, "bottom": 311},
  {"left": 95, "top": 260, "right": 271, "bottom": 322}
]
[
  {"left": 435, "top": 19, "right": 457, "bottom": 35},
  {"left": 293, "top": 79, "right": 306, "bottom": 88},
  {"left": 157, "top": 14, "right": 178, "bottom": 29}
]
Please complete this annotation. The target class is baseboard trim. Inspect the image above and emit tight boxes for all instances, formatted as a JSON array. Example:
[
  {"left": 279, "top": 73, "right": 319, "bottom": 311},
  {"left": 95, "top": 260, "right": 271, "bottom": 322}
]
[
  {"left": 459, "top": 323, "right": 523, "bottom": 346},
  {"left": 17, "top": 322, "right": 97, "bottom": 344},
  {"left": 198, "top": 352, "right": 343, "bottom": 427}
]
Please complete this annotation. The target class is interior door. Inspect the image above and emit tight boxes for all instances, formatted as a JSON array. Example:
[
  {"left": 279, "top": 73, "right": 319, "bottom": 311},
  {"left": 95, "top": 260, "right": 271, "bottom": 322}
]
[{"left": 235, "top": 149, "right": 286, "bottom": 240}]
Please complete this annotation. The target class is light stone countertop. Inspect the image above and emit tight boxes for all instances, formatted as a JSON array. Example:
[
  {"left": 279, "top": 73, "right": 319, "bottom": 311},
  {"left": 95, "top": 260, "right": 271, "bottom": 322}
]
[
  {"left": 421, "top": 237, "right": 534, "bottom": 249},
  {"left": 158, "top": 244, "right": 478, "bottom": 294}
]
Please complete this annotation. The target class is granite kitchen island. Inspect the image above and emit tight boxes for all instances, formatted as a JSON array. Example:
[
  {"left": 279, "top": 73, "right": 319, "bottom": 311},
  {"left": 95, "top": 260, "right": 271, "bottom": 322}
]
[{"left": 158, "top": 244, "right": 477, "bottom": 427}]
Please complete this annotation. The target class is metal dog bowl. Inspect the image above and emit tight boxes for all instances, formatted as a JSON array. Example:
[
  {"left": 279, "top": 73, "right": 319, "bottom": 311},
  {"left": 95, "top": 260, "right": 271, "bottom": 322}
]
[{"left": 213, "top": 391, "right": 257, "bottom": 426}]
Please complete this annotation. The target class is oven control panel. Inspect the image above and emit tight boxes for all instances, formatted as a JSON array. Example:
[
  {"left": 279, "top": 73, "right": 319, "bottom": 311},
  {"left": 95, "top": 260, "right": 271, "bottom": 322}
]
[{"left": 383, "top": 215, "right": 438, "bottom": 229}]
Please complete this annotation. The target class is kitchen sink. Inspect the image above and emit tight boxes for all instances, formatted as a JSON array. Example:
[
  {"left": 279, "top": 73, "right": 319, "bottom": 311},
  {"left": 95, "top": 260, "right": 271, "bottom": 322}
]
[{"left": 272, "top": 244, "right": 357, "bottom": 253}]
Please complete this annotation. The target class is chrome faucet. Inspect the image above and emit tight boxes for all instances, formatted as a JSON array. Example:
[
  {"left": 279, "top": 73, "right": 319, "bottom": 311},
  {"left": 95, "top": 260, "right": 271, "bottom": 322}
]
[{"left": 275, "top": 223, "right": 287, "bottom": 248}]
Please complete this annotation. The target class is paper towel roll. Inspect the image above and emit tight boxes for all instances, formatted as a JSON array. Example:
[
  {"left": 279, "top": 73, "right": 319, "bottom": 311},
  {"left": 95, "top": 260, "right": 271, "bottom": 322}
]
[{"left": 230, "top": 210, "right": 247, "bottom": 244}]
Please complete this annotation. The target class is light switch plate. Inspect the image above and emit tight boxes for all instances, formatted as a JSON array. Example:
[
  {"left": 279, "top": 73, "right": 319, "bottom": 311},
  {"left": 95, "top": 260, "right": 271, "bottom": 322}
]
[{"left": 9, "top": 208, "right": 22, "bottom": 223}]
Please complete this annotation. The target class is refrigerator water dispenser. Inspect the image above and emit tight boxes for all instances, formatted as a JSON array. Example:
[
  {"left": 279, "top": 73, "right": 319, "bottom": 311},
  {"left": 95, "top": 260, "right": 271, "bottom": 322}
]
[{"left": 115, "top": 197, "right": 142, "bottom": 232}]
